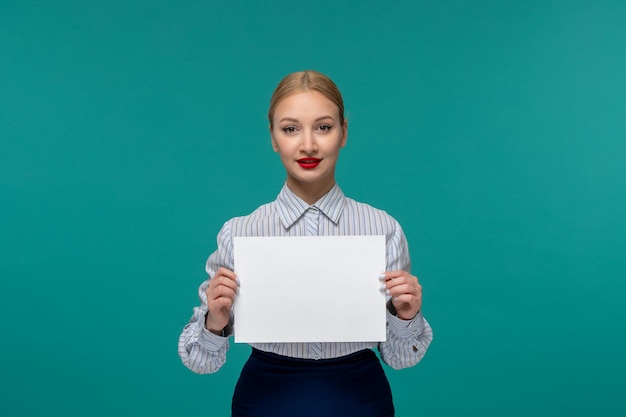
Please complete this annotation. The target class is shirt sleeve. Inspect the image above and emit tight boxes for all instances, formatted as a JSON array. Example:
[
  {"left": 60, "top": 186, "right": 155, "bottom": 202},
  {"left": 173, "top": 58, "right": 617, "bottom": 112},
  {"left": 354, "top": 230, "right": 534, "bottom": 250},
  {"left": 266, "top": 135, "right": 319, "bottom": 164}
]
[
  {"left": 178, "top": 221, "right": 235, "bottom": 374},
  {"left": 378, "top": 220, "right": 434, "bottom": 370}
]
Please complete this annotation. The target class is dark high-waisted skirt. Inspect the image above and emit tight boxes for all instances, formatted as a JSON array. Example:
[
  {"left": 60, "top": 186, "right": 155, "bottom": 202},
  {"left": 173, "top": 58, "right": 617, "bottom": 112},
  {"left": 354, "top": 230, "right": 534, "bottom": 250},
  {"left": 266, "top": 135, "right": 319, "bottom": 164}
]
[{"left": 232, "top": 348, "right": 394, "bottom": 417}]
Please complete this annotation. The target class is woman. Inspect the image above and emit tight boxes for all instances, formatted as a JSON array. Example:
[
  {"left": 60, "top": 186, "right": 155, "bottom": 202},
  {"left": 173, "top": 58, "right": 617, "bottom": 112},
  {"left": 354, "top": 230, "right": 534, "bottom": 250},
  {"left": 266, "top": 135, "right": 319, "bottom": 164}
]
[{"left": 178, "top": 70, "right": 433, "bottom": 416}]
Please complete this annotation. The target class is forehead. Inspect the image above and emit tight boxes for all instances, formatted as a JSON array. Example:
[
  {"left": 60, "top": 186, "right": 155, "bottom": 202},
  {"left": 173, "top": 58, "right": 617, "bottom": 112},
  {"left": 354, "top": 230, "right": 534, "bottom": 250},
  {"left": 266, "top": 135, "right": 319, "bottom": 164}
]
[{"left": 273, "top": 90, "right": 340, "bottom": 120}]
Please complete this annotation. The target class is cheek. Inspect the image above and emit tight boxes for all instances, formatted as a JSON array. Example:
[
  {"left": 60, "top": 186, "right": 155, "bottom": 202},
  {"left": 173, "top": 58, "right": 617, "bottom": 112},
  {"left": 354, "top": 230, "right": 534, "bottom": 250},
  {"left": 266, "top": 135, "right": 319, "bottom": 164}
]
[
  {"left": 270, "top": 133, "right": 283, "bottom": 153},
  {"left": 326, "top": 139, "right": 345, "bottom": 155},
  {"left": 273, "top": 141, "right": 295, "bottom": 159}
]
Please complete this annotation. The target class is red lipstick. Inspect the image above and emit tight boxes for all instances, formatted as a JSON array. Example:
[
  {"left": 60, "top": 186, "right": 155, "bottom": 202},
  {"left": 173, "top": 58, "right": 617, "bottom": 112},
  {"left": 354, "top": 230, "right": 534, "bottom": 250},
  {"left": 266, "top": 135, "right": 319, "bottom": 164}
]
[{"left": 297, "top": 158, "right": 322, "bottom": 169}]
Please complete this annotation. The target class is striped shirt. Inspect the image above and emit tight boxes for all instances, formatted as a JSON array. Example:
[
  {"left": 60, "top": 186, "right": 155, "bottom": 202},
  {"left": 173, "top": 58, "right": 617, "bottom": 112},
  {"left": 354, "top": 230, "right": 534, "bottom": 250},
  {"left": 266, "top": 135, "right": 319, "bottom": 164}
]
[{"left": 178, "top": 183, "right": 433, "bottom": 374}]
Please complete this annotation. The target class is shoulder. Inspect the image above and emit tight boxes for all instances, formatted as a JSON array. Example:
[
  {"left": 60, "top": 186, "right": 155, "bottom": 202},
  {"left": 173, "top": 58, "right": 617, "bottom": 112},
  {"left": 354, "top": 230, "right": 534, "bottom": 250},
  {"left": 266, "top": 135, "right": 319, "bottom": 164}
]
[
  {"left": 221, "top": 200, "right": 282, "bottom": 237},
  {"left": 344, "top": 196, "right": 399, "bottom": 222},
  {"left": 341, "top": 196, "right": 402, "bottom": 235}
]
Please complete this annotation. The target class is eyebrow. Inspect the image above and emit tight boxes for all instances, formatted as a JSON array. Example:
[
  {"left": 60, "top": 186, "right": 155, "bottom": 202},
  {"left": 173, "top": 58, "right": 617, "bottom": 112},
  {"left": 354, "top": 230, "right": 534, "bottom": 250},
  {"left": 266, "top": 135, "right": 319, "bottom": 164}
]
[{"left": 278, "top": 115, "right": 336, "bottom": 123}]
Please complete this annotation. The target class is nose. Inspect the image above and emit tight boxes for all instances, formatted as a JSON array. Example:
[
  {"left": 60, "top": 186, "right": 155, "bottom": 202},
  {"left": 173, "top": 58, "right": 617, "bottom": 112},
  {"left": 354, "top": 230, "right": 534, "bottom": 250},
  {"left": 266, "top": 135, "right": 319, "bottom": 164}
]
[{"left": 300, "top": 130, "right": 318, "bottom": 154}]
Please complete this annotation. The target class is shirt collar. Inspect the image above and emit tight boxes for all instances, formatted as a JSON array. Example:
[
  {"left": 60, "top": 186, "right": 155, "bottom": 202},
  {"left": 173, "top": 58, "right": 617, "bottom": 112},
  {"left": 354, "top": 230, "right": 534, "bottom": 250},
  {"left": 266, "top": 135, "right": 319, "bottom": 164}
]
[{"left": 276, "top": 183, "right": 346, "bottom": 229}]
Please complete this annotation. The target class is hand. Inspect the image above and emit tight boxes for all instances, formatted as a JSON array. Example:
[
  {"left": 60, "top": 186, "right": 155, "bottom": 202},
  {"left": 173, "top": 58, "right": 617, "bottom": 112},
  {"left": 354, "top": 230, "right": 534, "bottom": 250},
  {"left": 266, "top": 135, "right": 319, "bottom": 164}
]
[
  {"left": 381, "top": 270, "right": 422, "bottom": 320},
  {"left": 205, "top": 267, "right": 239, "bottom": 334}
]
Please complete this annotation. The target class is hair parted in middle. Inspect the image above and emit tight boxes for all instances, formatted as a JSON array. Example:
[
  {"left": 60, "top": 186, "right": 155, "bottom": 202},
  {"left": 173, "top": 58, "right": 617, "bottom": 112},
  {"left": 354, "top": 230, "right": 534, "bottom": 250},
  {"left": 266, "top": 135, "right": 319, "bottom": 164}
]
[{"left": 268, "top": 70, "right": 346, "bottom": 129}]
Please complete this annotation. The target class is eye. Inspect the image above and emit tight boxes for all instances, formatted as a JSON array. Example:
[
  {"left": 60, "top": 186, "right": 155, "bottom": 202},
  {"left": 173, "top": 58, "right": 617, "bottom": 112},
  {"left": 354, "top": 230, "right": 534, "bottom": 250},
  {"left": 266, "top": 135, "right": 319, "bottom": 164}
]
[
  {"left": 317, "top": 124, "right": 332, "bottom": 132},
  {"left": 282, "top": 126, "right": 298, "bottom": 134}
]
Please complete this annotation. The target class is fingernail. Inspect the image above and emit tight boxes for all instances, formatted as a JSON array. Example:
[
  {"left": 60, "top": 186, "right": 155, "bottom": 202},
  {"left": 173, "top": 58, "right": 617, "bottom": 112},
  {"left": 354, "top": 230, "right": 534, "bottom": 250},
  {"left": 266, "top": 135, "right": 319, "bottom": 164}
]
[
  {"left": 385, "top": 289, "right": 391, "bottom": 296},
  {"left": 393, "top": 297, "right": 398, "bottom": 302},
  {"left": 378, "top": 273, "right": 386, "bottom": 281},
  {"left": 379, "top": 284, "right": 387, "bottom": 293},
  {"left": 236, "top": 278, "right": 241, "bottom": 286}
]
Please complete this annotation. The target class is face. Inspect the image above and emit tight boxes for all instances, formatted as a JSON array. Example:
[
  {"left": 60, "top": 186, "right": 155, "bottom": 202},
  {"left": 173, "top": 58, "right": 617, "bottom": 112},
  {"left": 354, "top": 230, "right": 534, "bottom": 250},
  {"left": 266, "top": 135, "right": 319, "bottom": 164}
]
[{"left": 270, "top": 90, "right": 348, "bottom": 197}]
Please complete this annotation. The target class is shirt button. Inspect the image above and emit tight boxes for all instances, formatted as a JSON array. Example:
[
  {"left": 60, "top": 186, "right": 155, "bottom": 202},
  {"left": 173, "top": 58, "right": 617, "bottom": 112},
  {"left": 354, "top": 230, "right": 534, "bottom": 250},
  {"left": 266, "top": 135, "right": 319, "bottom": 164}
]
[{"left": 311, "top": 353, "right": 321, "bottom": 360}]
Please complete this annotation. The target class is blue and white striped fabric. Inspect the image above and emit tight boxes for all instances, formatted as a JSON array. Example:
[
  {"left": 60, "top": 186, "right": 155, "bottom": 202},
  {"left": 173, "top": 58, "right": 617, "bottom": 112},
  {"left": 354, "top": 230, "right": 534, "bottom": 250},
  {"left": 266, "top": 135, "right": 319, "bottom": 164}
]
[{"left": 179, "top": 183, "right": 433, "bottom": 374}]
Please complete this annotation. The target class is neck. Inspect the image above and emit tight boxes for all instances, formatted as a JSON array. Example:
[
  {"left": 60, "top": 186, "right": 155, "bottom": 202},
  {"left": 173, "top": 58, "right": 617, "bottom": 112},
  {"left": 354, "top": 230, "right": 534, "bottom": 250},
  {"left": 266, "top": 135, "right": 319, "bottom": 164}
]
[{"left": 286, "top": 178, "right": 336, "bottom": 205}]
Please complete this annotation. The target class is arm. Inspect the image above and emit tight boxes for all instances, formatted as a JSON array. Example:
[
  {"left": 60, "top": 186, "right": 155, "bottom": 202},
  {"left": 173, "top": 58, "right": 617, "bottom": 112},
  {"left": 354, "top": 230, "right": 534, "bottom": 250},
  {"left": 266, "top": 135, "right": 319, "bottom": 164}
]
[
  {"left": 378, "top": 221, "right": 434, "bottom": 370},
  {"left": 381, "top": 304, "right": 433, "bottom": 370},
  {"left": 178, "top": 221, "right": 237, "bottom": 374}
]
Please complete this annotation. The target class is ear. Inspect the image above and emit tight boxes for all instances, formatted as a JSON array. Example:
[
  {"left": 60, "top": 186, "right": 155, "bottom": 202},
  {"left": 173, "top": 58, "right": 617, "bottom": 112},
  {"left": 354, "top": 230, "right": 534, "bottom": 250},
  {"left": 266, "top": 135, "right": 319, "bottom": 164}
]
[
  {"left": 270, "top": 125, "right": 279, "bottom": 152},
  {"left": 340, "top": 119, "right": 348, "bottom": 148}
]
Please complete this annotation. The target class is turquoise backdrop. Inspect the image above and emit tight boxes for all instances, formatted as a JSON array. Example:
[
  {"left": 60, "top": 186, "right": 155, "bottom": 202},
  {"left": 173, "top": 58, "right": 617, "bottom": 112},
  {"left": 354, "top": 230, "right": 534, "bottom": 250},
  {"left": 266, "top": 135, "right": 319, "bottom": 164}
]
[{"left": 2, "top": 1, "right": 625, "bottom": 416}]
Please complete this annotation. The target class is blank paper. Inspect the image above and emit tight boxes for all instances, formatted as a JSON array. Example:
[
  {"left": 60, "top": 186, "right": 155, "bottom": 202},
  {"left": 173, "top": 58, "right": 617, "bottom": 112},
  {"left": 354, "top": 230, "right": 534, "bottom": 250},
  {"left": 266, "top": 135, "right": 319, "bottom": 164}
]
[{"left": 233, "top": 235, "right": 387, "bottom": 343}]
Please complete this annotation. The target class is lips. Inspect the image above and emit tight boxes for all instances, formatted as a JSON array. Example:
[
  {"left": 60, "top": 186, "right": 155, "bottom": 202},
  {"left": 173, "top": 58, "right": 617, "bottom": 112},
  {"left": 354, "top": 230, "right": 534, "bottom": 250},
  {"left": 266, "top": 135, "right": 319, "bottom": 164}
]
[{"left": 297, "top": 158, "right": 322, "bottom": 169}]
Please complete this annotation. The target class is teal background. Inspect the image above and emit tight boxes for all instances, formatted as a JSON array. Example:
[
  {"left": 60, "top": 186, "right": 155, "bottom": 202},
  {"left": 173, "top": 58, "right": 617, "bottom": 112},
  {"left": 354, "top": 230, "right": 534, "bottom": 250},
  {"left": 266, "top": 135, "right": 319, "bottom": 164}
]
[{"left": 2, "top": 1, "right": 625, "bottom": 416}]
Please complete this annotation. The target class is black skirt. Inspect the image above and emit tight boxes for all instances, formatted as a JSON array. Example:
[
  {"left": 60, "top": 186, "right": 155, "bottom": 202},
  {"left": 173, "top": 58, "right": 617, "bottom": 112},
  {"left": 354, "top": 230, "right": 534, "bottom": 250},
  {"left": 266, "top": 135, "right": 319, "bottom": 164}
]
[{"left": 232, "top": 348, "right": 394, "bottom": 417}]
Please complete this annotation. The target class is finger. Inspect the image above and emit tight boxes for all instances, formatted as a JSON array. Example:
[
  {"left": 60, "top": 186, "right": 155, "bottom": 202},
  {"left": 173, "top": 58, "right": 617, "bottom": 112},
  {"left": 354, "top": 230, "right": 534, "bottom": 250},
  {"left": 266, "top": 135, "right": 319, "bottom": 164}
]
[
  {"left": 216, "top": 267, "right": 237, "bottom": 279},
  {"left": 207, "top": 295, "right": 236, "bottom": 316},
  {"left": 385, "top": 275, "right": 419, "bottom": 290},
  {"left": 391, "top": 277, "right": 420, "bottom": 292},
  {"left": 214, "top": 268, "right": 239, "bottom": 284},
  {"left": 209, "top": 296, "right": 235, "bottom": 310},
  {"left": 207, "top": 284, "right": 238, "bottom": 302},
  {"left": 385, "top": 276, "right": 411, "bottom": 288},
  {"left": 386, "top": 283, "right": 418, "bottom": 298},
  {"left": 210, "top": 275, "right": 240, "bottom": 292},
  {"left": 210, "top": 283, "right": 237, "bottom": 297},
  {"left": 391, "top": 296, "right": 422, "bottom": 318},
  {"left": 391, "top": 293, "right": 416, "bottom": 304},
  {"left": 380, "top": 274, "right": 404, "bottom": 291},
  {"left": 381, "top": 270, "right": 405, "bottom": 281},
  {"left": 382, "top": 271, "right": 419, "bottom": 286},
  {"left": 391, "top": 288, "right": 422, "bottom": 304}
]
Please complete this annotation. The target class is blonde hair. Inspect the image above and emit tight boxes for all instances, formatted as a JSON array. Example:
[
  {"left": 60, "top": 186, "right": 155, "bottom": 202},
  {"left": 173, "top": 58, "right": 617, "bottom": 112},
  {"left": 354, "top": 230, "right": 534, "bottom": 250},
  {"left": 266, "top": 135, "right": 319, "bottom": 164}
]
[{"left": 268, "top": 70, "right": 345, "bottom": 128}]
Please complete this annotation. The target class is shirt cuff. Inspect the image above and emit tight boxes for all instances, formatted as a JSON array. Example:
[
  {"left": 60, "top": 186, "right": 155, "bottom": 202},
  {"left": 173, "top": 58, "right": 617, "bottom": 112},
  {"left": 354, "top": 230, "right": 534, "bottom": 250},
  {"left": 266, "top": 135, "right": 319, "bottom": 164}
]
[
  {"left": 197, "top": 322, "right": 230, "bottom": 350},
  {"left": 387, "top": 310, "right": 426, "bottom": 339}
]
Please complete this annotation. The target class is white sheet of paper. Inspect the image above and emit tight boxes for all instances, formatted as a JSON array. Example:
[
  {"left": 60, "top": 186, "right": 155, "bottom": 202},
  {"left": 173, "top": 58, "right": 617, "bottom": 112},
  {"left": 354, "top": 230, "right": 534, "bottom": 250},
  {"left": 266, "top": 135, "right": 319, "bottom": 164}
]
[{"left": 233, "top": 235, "right": 387, "bottom": 343}]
